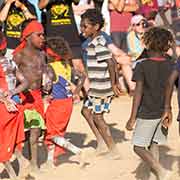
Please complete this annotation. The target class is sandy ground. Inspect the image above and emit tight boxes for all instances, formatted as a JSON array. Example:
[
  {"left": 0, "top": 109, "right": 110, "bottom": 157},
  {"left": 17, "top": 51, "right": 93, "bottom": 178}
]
[{"left": 1, "top": 92, "right": 180, "bottom": 180}]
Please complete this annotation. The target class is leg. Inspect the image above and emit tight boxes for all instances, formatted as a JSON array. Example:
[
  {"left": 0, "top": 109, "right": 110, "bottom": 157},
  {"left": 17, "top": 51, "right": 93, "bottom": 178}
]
[
  {"left": 52, "top": 136, "right": 86, "bottom": 166},
  {"left": 52, "top": 136, "right": 81, "bottom": 154},
  {"left": 134, "top": 145, "right": 170, "bottom": 180},
  {"left": 149, "top": 142, "right": 159, "bottom": 180},
  {"left": 93, "top": 113, "right": 119, "bottom": 158},
  {"left": 14, "top": 148, "right": 30, "bottom": 177},
  {"left": 29, "top": 128, "right": 40, "bottom": 171},
  {"left": 81, "top": 107, "right": 106, "bottom": 154},
  {"left": 3, "top": 161, "right": 17, "bottom": 180}
]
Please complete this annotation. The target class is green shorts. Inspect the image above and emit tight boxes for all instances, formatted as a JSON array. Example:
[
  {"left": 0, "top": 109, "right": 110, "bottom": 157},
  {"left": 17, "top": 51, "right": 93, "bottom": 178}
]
[{"left": 24, "top": 109, "right": 46, "bottom": 130}]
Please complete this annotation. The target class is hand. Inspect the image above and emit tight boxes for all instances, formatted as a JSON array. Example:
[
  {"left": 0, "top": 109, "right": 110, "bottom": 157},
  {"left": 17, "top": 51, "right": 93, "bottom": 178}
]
[
  {"left": 112, "top": 84, "right": 122, "bottom": 97},
  {"left": 4, "top": 98, "right": 17, "bottom": 112},
  {"left": 73, "top": 93, "right": 80, "bottom": 104},
  {"left": 3, "top": 90, "right": 15, "bottom": 99},
  {"left": 161, "top": 110, "right": 172, "bottom": 128},
  {"left": 14, "top": 0, "right": 23, "bottom": 8},
  {"left": 126, "top": 118, "right": 136, "bottom": 131},
  {"left": 7, "top": 0, "right": 16, "bottom": 5}
]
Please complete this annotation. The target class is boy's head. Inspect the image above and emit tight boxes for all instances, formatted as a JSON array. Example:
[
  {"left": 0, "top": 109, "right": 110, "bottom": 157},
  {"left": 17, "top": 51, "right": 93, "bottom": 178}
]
[
  {"left": 142, "top": 27, "right": 174, "bottom": 53},
  {"left": 80, "top": 9, "right": 104, "bottom": 38},
  {"left": 0, "top": 32, "right": 7, "bottom": 56},
  {"left": 46, "top": 36, "right": 73, "bottom": 63},
  {"left": 22, "top": 19, "right": 45, "bottom": 50}
]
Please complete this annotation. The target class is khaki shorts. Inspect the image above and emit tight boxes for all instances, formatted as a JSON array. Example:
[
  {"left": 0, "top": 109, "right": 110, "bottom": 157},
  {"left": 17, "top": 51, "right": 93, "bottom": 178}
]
[{"left": 132, "top": 118, "right": 167, "bottom": 147}]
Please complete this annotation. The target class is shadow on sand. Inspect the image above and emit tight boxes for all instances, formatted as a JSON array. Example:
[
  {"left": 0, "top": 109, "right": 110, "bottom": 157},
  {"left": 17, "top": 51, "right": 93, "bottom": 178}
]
[{"left": 133, "top": 145, "right": 180, "bottom": 180}]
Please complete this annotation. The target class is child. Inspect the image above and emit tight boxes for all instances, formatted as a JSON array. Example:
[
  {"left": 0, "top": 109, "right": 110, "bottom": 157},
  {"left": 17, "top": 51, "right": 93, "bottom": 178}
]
[
  {"left": 161, "top": 42, "right": 180, "bottom": 135},
  {"left": 0, "top": 32, "right": 29, "bottom": 179},
  {"left": 44, "top": 36, "right": 86, "bottom": 166},
  {"left": 80, "top": 9, "right": 121, "bottom": 157},
  {"left": 126, "top": 27, "right": 174, "bottom": 180}
]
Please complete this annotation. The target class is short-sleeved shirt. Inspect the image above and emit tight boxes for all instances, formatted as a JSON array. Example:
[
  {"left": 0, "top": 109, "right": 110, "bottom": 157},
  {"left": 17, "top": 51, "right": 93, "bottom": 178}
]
[
  {"left": 133, "top": 56, "right": 174, "bottom": 119},
  {"left": 42, "top": 0, "right": 81, "bottom": 46},
  {"left": 82, "top": 31, "right": 113, "bottom": 65},
  {"left": 1, "top": 0, "right": 36, "bottom": 49},
  {"left": 86, "top": 35, "right": 114, "bottom": 98},
  {"left": 50, "top": 61, "right": 72, "bottom": 99}
]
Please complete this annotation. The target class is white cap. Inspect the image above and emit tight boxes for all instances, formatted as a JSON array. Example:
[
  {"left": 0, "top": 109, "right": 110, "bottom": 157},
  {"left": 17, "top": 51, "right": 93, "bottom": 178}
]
[{"left": 131, "top": 15, "right": 145, "bottom": 25}]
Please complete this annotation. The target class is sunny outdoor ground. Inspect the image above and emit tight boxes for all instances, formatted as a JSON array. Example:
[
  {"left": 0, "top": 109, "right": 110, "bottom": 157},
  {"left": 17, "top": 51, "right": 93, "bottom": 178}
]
[{"left": 1, "top": 91, "right": 180, "bottom": 180}]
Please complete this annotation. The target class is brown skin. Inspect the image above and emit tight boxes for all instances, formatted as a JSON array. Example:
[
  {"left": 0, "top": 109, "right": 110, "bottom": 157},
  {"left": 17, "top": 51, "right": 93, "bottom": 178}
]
[
  {"left": 161, "top": 69, "right": 179, "bottom": 132},
  {"left": 80, "top": 18, "right": 120, "bottom": 156},
  {"left": 126, "top": 50, "right": 171, "bottom": 180},
  {"left": 0, "top": 0, "right": 36, "bottom": 22},
  {"left": 0, "top": 55, "right": 28, "bottom": 179},
  {"left": 13, "top": 31, "right": 54, "bottom": 173}
]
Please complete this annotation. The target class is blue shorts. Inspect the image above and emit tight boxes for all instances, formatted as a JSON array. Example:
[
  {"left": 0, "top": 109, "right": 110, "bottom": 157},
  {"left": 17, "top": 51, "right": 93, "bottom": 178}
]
[{"left": 83, "top": 96, "right": 112, "bottom": 114}]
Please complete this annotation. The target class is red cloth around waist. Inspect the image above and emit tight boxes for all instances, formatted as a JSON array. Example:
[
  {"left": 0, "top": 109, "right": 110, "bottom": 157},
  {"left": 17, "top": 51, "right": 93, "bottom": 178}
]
[
  {"left": 0, "top": 104, "right": 24, "bottom": 162},
  {"left": 20, "top": 89, "right": 44, "bottom": 117}
]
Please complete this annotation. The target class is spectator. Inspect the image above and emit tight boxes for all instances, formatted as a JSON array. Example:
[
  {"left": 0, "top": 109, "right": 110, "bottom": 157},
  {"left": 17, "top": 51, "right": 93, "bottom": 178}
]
[
  {"left": 0, "top": 0, "right": 37, "bottom": 59},
  {"left": 108, "top": 0, "right": 139, "bottom": 52}
]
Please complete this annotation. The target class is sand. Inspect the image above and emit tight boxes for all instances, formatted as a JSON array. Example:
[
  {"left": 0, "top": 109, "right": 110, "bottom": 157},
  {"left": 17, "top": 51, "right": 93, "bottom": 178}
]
[{"left": 1, "top": 92, "right": 180, "bottom": 180}]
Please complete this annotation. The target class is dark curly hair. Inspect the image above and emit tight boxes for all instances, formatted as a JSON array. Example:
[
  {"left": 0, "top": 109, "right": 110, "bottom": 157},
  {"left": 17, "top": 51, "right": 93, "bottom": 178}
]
[
  {"left": 142, "top": 27, "right": 174, "bottom": 53},
  {"left": 46, "top": 36, "right": 73, "bottom": 62},
  {"left": 81, "top": 8, "right": 104, "bottom": 30}
]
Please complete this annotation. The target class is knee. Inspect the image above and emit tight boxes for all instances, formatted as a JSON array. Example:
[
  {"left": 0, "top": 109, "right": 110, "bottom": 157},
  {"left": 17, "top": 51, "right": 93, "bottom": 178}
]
[
  {"left": 93, "top": 114, "right": 104, "bottom": 126},
  {"left": 30, "top": 131, "right": 39, "bottom": 144},
  {"left": 81, "top": 107, "right": 86, "bottom": 117}
]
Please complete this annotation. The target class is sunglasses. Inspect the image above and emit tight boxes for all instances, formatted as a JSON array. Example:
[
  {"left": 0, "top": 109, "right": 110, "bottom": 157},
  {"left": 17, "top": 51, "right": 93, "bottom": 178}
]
[{"left": 133, "top": 21, "right": 149, "bottom": 28}]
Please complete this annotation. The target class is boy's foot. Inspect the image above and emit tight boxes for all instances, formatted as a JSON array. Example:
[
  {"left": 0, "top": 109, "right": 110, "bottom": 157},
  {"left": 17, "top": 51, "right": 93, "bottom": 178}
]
[
  {"left": 95, "top": 141, "right": 107, "bottom": 156},
  {"left": 159, "top": 170, "right": 172, "bottom": 180},
  {"left": 103, "top": 147, "right": 121, "bottom": 160},
  {"left": 18, "top": 159, "right": 31, "bottom": 178},
  {"left": 41, "top": 160, "right": 56, "bottom": 170}
]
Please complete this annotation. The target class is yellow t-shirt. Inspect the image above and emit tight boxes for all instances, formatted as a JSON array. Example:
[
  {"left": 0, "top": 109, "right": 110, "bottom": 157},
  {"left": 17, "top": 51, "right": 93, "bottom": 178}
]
[{"left": 50, "top": 61, "right": 71, "bottom": 82}]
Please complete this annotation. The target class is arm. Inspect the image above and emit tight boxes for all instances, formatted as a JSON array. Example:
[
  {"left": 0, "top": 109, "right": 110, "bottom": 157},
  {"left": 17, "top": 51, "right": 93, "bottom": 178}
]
[
  {"left": 42, "top": 64, "right": 55, "bottom": 95},
  {"left": 123, "top": 3, "right": 139, "bottom": 12},
  {"left": 0, "top": 0, "right": 16, "bottom": 22},
  {"left": 38, "top": 0, "right": 50, "bottom": 9},
  {"left": 72, "top": 1, "right": 94, "bottom": 15},
  {"left": 8, "top": 69, "right": 29, "bottom": 97},
  {"left": 14, "top": 0, "right": 36, "bottom": 19},
  {"left": 161, "top": 70, "right": 179, "bottom": 127},
  {"left": 71, "top": 68, "right": 86, "bottom": 96},
  {"left": 126, "top": 80, "right": 143, "bottom": 130},
  {"left": 107, "top": 58, "right": 122, "bottom": 96},
  {"left": 109, "top": 0, "right": 125, "bottom": 12}
]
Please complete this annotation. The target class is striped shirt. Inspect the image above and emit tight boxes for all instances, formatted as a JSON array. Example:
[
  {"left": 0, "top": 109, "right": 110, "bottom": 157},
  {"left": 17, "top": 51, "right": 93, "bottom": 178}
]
[{"left": 86, "top": 35, "right": 114, "bottom": 98}]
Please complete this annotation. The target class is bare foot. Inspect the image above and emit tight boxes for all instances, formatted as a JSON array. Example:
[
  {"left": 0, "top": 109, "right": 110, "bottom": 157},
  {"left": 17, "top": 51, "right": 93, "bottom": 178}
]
[
  {"left": 41, "top": 160, "right": 56, "bottom": 171},
  {"left": 18, "top": 159, "right": 30, "bottom": 178},
  {"left": 159, "top": 170, "right": 172, "bottom": 180},
  {"left": 95, "top": 141, "right": 107, "bottom": 156},
  {"left": 103, "top": 147, "right": 121, "bottom": 160},
  {"left": 21, "top": 164, "right": 43, "bottom": 178}
]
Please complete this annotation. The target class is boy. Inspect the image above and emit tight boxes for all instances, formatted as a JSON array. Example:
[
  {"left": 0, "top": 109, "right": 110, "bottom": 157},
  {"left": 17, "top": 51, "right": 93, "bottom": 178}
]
[
  {"left": 126, "top": 27, "right": 174, "bottom": 180},
  {"left": 161, "top": 42, "right": 180, "bottom": 135},
  {"left": 13, "top": 20, "right": 54, "bottom": 173},
  {"left": 0, "top": 32, "right": 29, "bottom": 179},
  {"left": 44, "top": 36, "right": 86, "bottom": 166},
  {"left": 80, "top": 9, "right": 121, "bottom": 157}
]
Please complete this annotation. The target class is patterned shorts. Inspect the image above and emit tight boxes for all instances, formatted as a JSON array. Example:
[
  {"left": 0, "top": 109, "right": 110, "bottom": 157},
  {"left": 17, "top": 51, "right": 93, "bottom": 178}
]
[{"left": 83, "top": 96, "right": 112, "bottom": 114}]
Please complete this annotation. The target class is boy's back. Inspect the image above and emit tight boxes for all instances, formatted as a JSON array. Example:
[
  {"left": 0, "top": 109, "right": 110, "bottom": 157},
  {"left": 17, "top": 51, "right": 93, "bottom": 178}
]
[{"left": 133, "top": 57, "right": 174, "bottom": 119}]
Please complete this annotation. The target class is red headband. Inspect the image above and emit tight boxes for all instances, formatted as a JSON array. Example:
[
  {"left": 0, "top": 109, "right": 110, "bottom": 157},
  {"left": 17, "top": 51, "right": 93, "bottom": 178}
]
[
  {"left": 0, "top": 37, "right": 7, "bottom": 50},
  {"left": 13, "top": 20, "right": 44, "bottom": 56}
]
